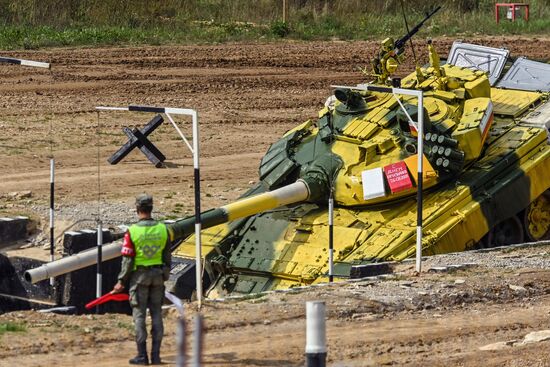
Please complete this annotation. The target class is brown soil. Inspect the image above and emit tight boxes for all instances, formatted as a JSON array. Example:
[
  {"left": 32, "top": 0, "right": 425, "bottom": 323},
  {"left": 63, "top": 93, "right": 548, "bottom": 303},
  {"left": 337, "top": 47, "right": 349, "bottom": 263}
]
[
  {"left": 2, "top": 259, "right": 550, "bottom": 367},
  {"left": 1, "top": 37, "right": 550, "bottom": 366}
]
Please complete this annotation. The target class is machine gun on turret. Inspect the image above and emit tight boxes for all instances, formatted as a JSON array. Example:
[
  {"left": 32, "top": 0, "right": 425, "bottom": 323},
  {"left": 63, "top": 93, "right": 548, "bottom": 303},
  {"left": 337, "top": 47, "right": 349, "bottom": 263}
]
[
  {"left": 393, "top": 6, "right": 441, "bottom": 56},
  {"left": 372, "top": 5, "right": 441, "bottom": 84}
]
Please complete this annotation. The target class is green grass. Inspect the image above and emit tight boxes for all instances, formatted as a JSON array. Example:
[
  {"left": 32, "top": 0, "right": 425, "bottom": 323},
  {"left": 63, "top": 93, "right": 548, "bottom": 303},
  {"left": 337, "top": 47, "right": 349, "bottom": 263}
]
[
  {"left": 0, "top": 1, "right": 549, "bottom": 49},
  {"left": 0, "top": 322, "right": 26, "bottom": 335}
]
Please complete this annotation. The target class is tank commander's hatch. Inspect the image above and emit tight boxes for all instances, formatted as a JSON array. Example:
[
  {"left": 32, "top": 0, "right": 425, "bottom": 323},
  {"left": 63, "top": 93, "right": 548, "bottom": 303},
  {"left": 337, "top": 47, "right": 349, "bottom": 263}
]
[
  {"left": 497, "top": 57, "right": 550, "bottom": 92},
  {"left": 447, "top": 42, "right": 509, "bottom": 86}
]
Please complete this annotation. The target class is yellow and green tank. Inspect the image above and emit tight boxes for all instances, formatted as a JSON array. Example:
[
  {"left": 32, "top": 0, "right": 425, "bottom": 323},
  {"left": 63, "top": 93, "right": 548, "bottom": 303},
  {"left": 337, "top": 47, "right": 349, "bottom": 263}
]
[{"left": 168, "top": 41, "right": 550, "bottom": 298}]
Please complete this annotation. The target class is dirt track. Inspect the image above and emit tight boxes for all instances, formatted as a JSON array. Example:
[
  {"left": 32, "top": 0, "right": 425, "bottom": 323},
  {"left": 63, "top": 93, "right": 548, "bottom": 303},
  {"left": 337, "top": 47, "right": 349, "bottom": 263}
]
[
  {"left": 3, "top": 249, "right": 550, "bottom": 367},
  {"left": 1, "top": 37, "right": 550, "bottom": 366}
]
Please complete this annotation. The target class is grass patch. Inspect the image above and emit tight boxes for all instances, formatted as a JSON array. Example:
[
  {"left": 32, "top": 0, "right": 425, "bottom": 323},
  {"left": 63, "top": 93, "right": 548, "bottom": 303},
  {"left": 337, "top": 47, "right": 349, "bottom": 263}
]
[
  {"left": 0, "top": 9, "right": 548, "bottom": 50},
  {"left": 0, "top": 1, "right": 548, "bottom": 50},
  {"left": 0, "top": 322, "right": 26, "bottom": 335}
]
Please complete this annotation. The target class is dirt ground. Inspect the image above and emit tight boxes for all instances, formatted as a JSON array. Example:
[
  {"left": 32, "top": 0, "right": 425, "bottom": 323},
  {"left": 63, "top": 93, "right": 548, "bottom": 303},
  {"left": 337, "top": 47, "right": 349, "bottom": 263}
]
[
  {"left": 3, "top": 245, "right": 550, "bottom": 366},
  {"left": 1, "top": 37, "right": 550, "bottom": 366}
]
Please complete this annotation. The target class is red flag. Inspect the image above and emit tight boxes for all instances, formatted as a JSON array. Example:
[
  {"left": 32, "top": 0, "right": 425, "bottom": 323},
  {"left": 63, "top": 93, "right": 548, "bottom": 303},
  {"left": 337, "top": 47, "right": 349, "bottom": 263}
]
[{"left": 85, "top": 293, "right": 129, "bottom": 310}]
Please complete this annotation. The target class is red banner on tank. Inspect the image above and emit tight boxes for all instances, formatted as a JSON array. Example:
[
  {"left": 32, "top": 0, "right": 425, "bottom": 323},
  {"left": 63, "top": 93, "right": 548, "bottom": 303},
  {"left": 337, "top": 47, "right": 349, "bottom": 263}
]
[{"left": 383, "top": 161, "right": 414, "bottom": 193}]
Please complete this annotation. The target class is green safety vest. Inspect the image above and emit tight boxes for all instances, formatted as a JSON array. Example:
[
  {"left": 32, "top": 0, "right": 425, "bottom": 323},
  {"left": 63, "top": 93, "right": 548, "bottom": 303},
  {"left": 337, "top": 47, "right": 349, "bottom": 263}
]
[{"left": 129, "top": 221, "right": 168, "bottom": 269}]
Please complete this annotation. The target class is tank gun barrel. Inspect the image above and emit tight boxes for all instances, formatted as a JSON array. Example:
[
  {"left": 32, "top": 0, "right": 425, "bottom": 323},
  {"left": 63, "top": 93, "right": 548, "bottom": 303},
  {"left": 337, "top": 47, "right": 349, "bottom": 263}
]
[
  {"left": 24, "top": 180, "right": 310, "bottom": 284},
  {"left": 24, "top": 241, "right": 123, "bottom": 284},
  {"left": 170, "top": 180, "right": 310, "bottom": 240},
  {"left": 24, "top": 154, "right": 340, "bottom": 284},
  {"left": 393, "top": 6, "right": 441, "bottom": 55},
  {"left": 24, "top": 180, "right": 312, "bottom": 284}
]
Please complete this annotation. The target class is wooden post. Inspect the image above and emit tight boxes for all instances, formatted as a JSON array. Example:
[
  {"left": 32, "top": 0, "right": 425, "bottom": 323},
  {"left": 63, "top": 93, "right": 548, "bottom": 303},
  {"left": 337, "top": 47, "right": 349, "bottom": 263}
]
[{"left": 283, "top": 0, "right": 287, "bottom": 23}]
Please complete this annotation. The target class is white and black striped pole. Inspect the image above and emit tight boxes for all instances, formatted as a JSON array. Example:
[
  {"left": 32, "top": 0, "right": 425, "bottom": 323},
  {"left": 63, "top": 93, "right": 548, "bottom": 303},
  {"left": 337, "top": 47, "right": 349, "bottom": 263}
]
[
  {"left": 331, "top": 84, "right": 424, "bottom": 272},
  {"left": 305, "top": 301, "right": 327, "bottom": 367},
  {"left": 96, "top": 109, "right": 103, "bottom": 312},
  {"left": 96, "top": 105, "right": 203, "bottom": 306},
  {"left": 190, "top": 114, "right": 203, "bottom": 309},
  {"left": 328, "top": 190, "right": 334, "bottom": 283},
  {"left": 96, "top": 221, "right": 103, "bottom": 305},
  {"left": 0, "top": 57, "right": 50, "bottom": 69},
  {"left": 416, "top": 92, "right": 424, "bottom": 273},
  {"left": 49, "top": 158, "right": 55, "bottom": 287}
]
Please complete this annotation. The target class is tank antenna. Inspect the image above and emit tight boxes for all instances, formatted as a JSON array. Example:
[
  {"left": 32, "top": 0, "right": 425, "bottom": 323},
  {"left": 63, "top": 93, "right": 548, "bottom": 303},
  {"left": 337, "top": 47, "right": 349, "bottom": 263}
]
[{"left": 400, "top": 0, "right": 418, "bottom": 66}]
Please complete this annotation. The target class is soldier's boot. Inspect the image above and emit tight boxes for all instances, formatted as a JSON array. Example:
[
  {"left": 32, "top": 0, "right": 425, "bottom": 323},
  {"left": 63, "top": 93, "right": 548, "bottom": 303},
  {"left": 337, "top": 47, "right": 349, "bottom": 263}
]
[
  {"left": 150, "top": 339, "right": 162, "bottom": 365},
  {"left": 129, "top": 342, "right": 149, "bottom": 365}
]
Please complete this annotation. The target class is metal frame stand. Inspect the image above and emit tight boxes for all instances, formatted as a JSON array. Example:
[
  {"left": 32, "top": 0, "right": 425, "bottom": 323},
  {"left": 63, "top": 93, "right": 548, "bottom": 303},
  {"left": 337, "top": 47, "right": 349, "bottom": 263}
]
[
  {"left": 331, "top": 84, "right": 424, "bottom": 273},
  {"left": 96, "top": 105, "right": 203, "bottom": 307}
]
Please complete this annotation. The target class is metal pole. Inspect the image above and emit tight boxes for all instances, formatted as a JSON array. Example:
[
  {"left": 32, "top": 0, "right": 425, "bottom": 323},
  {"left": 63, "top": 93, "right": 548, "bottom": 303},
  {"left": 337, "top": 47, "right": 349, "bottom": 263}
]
[
  {"left": 49, "top": 158, "right": 55, "bottom": 287},
  {"left": 191, "top": 314, "right": 204, "bottom": 367},
  {"left": 416, "top": 93, "right": 424, "bottom": 273},
  {"left": 328, "top": 191, "right": 334, "bottom": 283},
  {"left": 96, "top": 221, "right": 103, "bottom": 314},
  {"left": 305, "top": 301, "right": 327, "bottom": 367},
  {"left": 96, "top": 110, "right": 103, "bottom": 314},
  {"left": 176, "top": 318, "right": 187, "bottom": 367},
  {"left": 191, "top": 111, "right": 203, "bottom": 309}
]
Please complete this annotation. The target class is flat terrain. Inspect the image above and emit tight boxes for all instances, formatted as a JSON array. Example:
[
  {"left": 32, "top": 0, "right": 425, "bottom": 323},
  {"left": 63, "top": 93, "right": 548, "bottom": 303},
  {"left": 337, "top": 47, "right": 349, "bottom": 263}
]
[{"left": 1, "top": 37, "right": 550, "bottom": 366}]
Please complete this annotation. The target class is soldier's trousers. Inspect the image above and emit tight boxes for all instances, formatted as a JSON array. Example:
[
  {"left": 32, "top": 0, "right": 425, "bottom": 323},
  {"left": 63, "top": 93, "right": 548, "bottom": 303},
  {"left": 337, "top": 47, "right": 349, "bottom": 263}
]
[{"left": 129, "top": 267, "right": 165, "bottom": 345}]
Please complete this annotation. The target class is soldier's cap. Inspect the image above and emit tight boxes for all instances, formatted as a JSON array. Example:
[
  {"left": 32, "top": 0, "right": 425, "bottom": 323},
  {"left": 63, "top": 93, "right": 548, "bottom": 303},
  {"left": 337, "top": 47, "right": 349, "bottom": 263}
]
[{"left": 135, "top": 193, "right": 153, "bottom": 207}]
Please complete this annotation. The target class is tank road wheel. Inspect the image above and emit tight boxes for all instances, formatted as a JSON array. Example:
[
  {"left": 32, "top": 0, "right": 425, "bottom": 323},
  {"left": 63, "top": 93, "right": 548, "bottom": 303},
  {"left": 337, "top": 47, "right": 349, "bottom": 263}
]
[
  {"left": 487, "top": 215, "right": 525, "bottom": 247},
  {"left": 523, "top": 190, "right": 550, "bottom": 241}
]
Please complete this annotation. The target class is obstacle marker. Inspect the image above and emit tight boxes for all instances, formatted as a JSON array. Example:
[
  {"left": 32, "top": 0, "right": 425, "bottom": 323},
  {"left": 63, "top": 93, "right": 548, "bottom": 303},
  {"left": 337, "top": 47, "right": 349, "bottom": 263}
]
[
  {"left": 108, "top": 114, "right": 166, "bottom": 167},
  {"left": 306, "top": 301, "right": 327, "bottom": 367},
  {"left": 0, "top": 57, "right": 50, "bottom": 69}
]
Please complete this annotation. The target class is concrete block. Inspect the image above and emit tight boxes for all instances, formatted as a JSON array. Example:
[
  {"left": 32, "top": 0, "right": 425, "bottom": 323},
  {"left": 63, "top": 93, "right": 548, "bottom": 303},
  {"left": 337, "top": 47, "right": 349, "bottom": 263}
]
[{"left": 0, "top": 216, "right": 29, "bottom": 247}]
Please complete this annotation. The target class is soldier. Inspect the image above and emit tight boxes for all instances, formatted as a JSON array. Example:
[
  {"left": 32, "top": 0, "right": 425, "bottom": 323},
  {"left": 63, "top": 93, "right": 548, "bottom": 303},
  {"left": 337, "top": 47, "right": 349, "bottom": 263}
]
[{"left": 112, "top": 194, "right": 172, "bottom": 365}]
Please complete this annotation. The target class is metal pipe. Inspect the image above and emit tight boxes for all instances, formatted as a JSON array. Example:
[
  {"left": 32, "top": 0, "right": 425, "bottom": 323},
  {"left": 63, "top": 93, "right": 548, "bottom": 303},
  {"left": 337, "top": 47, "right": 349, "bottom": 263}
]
[{"left": 24, "top": 242, "right": 122, "bottom": 284}]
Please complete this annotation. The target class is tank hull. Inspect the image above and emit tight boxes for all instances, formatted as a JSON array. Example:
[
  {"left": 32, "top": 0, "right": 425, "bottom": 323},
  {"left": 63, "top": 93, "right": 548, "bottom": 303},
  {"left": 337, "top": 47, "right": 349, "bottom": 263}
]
[{"left": 174, "top": 96, "right": 550, "bottom": 296}]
